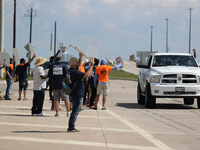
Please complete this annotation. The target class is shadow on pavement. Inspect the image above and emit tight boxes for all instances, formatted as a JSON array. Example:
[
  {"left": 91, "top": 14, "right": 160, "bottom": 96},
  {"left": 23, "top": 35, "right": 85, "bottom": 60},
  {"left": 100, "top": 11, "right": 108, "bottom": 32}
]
[
  {"left": 116, "top": 103, "right": 197, "bottom": 109},
  {"left": 12, "top": 131, "right": 66, "bottom": 133}
]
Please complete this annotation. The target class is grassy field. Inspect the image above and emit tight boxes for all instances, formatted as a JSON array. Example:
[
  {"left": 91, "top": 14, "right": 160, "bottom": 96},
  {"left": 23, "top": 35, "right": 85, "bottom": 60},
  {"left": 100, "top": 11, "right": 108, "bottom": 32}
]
[{"left": 0, "top": 63, "right": 138, "bottom": 80}]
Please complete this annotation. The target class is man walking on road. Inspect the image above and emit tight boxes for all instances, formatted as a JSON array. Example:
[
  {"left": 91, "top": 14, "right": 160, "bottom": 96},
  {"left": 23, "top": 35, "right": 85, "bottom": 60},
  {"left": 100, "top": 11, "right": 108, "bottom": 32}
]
[
  {"left": 67, "top": 53, "right": 94, "bottom": 132},
  {"left": 93, "top": 58, "right": 123, "bottom": 110}
]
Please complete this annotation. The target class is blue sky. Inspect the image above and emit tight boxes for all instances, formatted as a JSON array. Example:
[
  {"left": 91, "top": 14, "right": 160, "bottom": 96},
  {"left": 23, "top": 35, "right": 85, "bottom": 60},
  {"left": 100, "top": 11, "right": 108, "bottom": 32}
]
[{"left": 3, "top": 0, "right": 200, "bottom": 66}]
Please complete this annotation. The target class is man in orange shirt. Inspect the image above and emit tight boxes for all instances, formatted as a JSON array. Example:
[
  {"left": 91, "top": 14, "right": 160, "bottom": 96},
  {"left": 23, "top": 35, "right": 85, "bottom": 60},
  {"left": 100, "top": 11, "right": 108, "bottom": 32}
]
[{"left": 93, "top": 58, "right": 123, "bottom": 110}]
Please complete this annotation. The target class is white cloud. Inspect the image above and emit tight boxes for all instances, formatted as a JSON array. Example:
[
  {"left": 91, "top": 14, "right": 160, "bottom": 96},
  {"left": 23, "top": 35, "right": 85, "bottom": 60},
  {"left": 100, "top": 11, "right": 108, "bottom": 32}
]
[
  {"left": 50, "top": 7, "right": 57, "bottom": 14},
  {"left": 105, "top": 21, "right": 118, "bottom": 30}
]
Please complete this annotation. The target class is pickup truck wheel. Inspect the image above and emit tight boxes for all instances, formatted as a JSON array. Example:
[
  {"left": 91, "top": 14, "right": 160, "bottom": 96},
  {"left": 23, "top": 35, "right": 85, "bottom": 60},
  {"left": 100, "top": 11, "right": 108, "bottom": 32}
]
[
  {"left": 137, "top": 82, "right": 145, "bottom": 104},
  {"left": 183, "top": 98, "right": 194, "bottom": 105},
  {"left": 145, "top": 84, "right": 156, "bottom": 108},
  {"left": 197, "top": 98, "right": 200, "bottom": 109}
]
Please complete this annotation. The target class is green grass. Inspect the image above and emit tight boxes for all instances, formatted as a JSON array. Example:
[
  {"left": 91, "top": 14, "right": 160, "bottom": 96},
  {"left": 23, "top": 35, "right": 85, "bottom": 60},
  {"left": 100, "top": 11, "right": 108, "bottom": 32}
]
[{"left": 106, "top": 62, "right": 138, "bottom": 80}]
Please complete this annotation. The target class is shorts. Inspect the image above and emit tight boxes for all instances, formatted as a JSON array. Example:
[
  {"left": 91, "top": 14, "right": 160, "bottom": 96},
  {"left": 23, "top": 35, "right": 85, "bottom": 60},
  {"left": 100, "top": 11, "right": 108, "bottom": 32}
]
[
  {"left": 96, "top": 83, "right": 109, "bottom": 96},
  {"left": 53, "top": 89, "right": 69, "bottom": 101},
  {"left": 19, "top": 79, "right": 28, "bottom": 91}
]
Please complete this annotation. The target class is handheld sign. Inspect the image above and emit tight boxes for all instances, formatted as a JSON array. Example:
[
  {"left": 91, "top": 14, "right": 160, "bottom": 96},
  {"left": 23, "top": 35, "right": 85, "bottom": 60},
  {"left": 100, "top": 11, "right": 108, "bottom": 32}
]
[
  {"left": 12, "top": 48, "right": 20, "bottom": 63},
  {"left": 69, "top": 44, "right": 90, "bottom": 60},
  {"left": 0, "top": 52, "right": 10, "bottom": 66},
  {"left": 86, "top": 38, "right": 101, "bottom": 58}
]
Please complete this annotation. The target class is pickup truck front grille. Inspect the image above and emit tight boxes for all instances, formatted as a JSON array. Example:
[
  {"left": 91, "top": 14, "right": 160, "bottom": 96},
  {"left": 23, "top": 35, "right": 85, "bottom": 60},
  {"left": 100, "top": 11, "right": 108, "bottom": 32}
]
[{"left": 161, "top": 74, "right": 197, "bottom": 84}]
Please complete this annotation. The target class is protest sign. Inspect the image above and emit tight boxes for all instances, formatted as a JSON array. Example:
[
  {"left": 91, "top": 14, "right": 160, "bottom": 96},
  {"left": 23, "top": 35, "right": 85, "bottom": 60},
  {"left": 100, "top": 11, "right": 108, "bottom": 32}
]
[
  {"left": 59, "top": 47, "right": 68, "bottom": 54},
  {"left": 29, "top": 43, "right": 35, "bottom": 57},
  {"left": 0, "top": 52, "right": 10, "bottom": 66},
  {"left": 86, "top": 38, "right": 101, "bottom": 58},
  {"left": 12, "top": 48, "right": 20, "bottom": 63},
  {"left": 69, "top": 44, "right": 90, "bottom": 60},
  {"left": 113, "top": 56, "right": 124, "bottom": 68}
]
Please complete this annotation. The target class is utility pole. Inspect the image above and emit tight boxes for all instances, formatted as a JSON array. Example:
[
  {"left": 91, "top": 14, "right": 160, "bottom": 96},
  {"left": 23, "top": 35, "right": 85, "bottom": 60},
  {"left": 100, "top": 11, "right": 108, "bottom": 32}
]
[
  {"left": 54, "top": 21, "right": 56, "bottom": 55},
  {"left": 25, "top": 7, "right": 36, "bottom": 75},
  {"left": 165, "top": 18, "right": 169, "bottom": 52},
  {"left": 150, "top": 26, "right": 153, "bottom": 52},
  {"left": 0, "top": 0, "right": 4, "bottom": 78},
  {"left": 188, "top": 8, "right": 193, "bottom": 54},
  {"left": 13, "top": 0, "right": 16, "bottom": 70}
]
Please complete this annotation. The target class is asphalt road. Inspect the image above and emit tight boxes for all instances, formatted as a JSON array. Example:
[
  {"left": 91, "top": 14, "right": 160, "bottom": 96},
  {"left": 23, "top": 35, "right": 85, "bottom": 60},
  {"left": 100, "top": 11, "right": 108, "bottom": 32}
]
[{"left": 0, "top": 80, "right": 200, "bottom": 150}]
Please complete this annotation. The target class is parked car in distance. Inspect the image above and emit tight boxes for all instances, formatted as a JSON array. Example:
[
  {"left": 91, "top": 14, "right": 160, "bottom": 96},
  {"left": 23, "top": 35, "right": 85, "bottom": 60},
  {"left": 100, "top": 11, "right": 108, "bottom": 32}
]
[{"left": 137, "top": 53, "right": 200, "bottom": 108}]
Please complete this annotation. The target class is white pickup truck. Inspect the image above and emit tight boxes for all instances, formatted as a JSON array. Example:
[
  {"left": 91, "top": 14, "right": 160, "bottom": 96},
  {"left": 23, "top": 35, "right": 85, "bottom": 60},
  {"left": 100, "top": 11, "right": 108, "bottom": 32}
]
[{"left": 137, "top": 53, "right": 200, "bottom": 108}]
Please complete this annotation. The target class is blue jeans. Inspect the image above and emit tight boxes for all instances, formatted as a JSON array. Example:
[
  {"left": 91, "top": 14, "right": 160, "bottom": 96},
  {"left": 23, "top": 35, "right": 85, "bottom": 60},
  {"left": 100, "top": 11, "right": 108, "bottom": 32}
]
[
  {"left": 68, "top": 95, "right": 82, "bottom": 129},
  {"left": 5, "top": 78, "right": 13, "bottom": 99},
  {"left": 31, "top": 90, "right": 45, "bottom": 114}
]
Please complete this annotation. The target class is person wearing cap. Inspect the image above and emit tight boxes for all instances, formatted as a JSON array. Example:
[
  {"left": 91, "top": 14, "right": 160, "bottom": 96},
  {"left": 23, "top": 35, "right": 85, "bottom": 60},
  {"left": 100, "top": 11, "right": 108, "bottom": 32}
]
[
  {"left": 93, "top": 58, "right": 123, "bottom": 110},
  {"left": 67, "top": 53, "right": 95, "bottom": 132},
  {"left": 31, "top": 56, "right": 47, "bottom": 116},
  {"left": 15, "top": 54, "right": 36, "bottom": 100},
  {"left": 5, "top": 57, "right": 15, "bottom": 100},
  {"left": 47, "top": 55, "right": 70, "bottom": 117}
]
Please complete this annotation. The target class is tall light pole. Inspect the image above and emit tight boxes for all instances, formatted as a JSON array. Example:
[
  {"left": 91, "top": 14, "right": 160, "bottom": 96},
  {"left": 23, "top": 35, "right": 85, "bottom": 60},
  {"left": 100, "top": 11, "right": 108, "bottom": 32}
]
[
  {"left": 165, "top": 18, "right": 169, "bottom": 52},
  {"left": 188, "top": 8, "right": 193, "bottom": 54},
  {"left": 150, "top": 26, "right": 153, "bottom": 52},
  {"left": 0, "top": 0, "right": 4, "bottom": 78}
]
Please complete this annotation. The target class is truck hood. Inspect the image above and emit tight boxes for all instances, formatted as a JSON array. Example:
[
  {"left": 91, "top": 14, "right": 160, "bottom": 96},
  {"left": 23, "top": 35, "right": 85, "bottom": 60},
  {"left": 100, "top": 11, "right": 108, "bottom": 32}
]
[{"left": 151, "top": 66, "right": 200, "bottom": 75}]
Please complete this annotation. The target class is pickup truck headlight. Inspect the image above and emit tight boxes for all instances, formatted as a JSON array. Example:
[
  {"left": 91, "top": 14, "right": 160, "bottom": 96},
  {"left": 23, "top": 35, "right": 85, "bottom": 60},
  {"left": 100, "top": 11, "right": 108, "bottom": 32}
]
[{"left": 150, "top": 75, "right": 161, "bottom": 83}]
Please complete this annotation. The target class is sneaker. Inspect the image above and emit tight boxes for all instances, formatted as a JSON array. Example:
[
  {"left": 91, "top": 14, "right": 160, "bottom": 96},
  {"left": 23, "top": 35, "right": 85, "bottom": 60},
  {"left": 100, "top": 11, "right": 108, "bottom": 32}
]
[
  {"left": 18, "top": 98, "right": 21, "bottom": 100},
  {"left": 23, "top": 98, "right": 28, "bottom": 100},
  {"left": 93, "top": 107, "right": 97, "bottom": 110},
  {"left": 102, "top": 107, "right": 107, "bottom": 110},
  {"left": 67, "top": 112, "right": 71, "bottom": 117},
  {"left": 5, "top": 98, "right": 11, "bottom": 100},
  {"left": 89, "top": 105, "right": 94, "bottom": 109},
  {"left": 55, "top": 113, "right": 59, "bottom": 117},
  {"left": 36, "top": 113, "right": 45, "bottom": 116},
  {"left": 67, "top": 128, "right": 80, "bottom": 133},
  {"left": 31, "top": 114, "right": 35, "bottom": 116}
]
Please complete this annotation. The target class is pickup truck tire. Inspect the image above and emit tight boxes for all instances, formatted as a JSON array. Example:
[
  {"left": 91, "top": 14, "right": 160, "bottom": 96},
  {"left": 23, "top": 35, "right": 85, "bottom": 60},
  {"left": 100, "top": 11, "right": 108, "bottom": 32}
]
[
  {"left": 183, "top": 98, "right": 194, "bottom": 105},
  {"left": 137, "top": 82, "right": 145, "bottom": 104},
  {"left": 197, "top": 98, "right": 200, "bottom": 109},
  {"left": 145, "top": 83, "right": 156, "bottom": 108}
]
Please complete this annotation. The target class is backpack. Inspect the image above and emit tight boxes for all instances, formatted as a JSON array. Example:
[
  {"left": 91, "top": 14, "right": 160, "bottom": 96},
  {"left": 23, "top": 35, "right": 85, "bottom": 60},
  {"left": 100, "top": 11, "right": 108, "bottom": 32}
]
[{"left": 62, "top": 70, "right": 77, "bottom": 95}]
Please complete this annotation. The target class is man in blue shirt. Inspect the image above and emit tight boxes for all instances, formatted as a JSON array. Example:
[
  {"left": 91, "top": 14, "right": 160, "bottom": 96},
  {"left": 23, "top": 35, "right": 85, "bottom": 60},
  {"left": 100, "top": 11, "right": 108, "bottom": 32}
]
[
  {"left": 15, "top": 54, "right": 36, "bottom": 100},
  {"left": 5, "top": 58, "right": 15, "bottom": 100},
  {"left": 48, "top": 55, "right": 70, "bottom": 117},
  {"left": 67, "top": 53, "right": 95, "bottom": 132}
]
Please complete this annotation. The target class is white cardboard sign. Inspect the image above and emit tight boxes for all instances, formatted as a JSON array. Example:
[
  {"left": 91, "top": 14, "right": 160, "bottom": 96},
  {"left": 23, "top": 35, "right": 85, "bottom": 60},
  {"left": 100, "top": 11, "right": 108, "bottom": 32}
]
[
  {"left": 0, "top": 52, "right": 10, "bottom": 66},
  {"left": 12, "top": 48, "right": 20, "bottom": 63},
  {"left": 86, "top": 39, "right": 101, "bottom": 58},
  {"left": 69, "top": 44, "right": 90, "bottom": 60}
]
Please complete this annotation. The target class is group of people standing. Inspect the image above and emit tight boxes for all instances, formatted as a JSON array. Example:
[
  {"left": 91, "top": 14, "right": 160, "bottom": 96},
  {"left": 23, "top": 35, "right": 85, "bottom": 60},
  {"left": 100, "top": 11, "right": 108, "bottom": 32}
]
[{"left": 0, "top": 51, "right": 123, "bottom": 133}]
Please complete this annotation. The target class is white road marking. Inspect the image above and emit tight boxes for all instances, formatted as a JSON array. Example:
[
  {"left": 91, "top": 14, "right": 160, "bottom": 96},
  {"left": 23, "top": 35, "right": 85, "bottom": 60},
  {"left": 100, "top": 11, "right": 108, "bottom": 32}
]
[
  {"left": 0, "top": 122, "right": 135, "bottom": 133},
  {"left": 0, "top": 136, "right": 161, "bottom": 150},
  {"left": 106, "top": 109, "right": 173, "bottom": 150}
]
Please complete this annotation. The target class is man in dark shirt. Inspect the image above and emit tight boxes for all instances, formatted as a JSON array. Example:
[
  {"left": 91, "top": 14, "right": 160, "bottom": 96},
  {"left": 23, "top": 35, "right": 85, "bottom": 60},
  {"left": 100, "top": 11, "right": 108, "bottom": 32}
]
[
  {"left": 67, "top": 53, "right": 94, "bottom": 132},
  {"left": 5, "top": 58, "right": 15, "bottom": 100},
  {"left": 48, "top": 55, "right": 70, "bottom": 117},
  {"left": 15, "top": 54, "right": 36, "bottom": 100}
]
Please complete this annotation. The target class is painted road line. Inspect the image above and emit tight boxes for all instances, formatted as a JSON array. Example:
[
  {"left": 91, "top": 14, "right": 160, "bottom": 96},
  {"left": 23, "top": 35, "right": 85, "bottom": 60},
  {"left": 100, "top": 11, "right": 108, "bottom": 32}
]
[
  {"left": 0, "top": 111, "right": 114, "bottom": 119},
  {"left": 0, "top": 122, "right": 135, "bottom": 133},
  {"left": 106, "top": 109, "right": 173, "bottom": 150},
  {"left": 0, "top": 136, "right": 161, "bottom": 150}
]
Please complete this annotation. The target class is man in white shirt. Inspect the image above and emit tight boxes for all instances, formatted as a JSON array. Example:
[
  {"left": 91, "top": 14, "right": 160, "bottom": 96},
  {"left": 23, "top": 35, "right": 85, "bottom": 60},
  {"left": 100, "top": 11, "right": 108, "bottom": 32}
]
[{"left": 32, "top": 56, "right": 47, "bottom": 116}]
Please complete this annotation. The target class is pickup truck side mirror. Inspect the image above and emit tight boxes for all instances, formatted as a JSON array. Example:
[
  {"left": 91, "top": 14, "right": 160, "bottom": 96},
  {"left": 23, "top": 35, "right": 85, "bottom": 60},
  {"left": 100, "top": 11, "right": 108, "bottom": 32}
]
[{"left": 137, "top": 65, "right": 150, "bottom": 69}]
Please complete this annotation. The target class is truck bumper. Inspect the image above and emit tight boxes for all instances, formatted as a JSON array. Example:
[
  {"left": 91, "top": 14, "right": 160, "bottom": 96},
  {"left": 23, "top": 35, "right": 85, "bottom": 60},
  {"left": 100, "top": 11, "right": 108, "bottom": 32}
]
[{"left": 150, "top": 83, "right": 200, "bottom": 98}]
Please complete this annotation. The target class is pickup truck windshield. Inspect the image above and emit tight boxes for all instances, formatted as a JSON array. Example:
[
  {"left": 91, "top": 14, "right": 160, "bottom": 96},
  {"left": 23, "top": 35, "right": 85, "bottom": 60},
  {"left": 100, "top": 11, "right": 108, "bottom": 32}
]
[{"left": 152, "top": 55, "right": 198, "bottom": 67}]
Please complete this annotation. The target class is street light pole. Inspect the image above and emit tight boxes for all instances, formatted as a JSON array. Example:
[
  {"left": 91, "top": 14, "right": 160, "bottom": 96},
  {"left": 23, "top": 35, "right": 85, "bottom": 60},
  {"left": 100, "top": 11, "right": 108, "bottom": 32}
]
[
  {"left": 0, "top": 0, "right": 4, "bottom": 78},
  {"left": 150, "top": 26, "right": 153, "bottom": 52},
  {"left": 188, "top": 8, "right": 193, "bottom": 54},
  {"left": 165, "top": 18, "right": 169, "bottom": 52}
]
